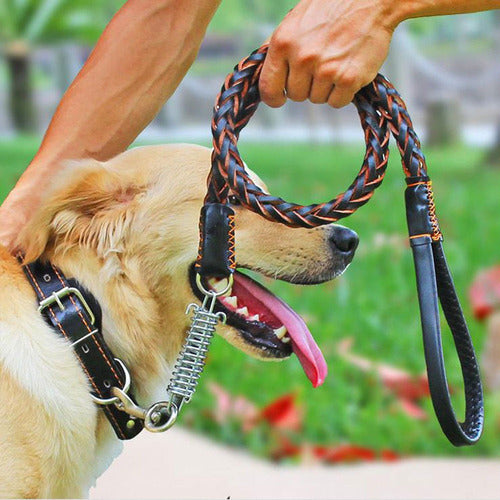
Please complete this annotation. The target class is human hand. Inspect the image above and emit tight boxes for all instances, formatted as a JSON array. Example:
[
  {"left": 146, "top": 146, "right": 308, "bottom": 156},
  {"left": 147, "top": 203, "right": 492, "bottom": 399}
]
[
  {"left": 259, "top": 0, "right": 400, "bottom": 108},
  {"left": 0, "top": 194, "right": 33, "bottom": 253},
  {"left": 0, "top": 160, "right": 51, "bottom": 253}
]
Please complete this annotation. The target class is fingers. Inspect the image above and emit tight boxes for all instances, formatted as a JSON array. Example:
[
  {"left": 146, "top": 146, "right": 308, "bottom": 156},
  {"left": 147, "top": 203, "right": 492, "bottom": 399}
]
[
  {"left": 309, "top": 78, "right": 334, "bottom": 104},
  {"left": 285, "top": 64, "right": 312, "bottom": 102},
  {"left": 327, "top": 84, "right": 356, "bottom": 108},
  {"left": 260, "top": 41, "right": 362, "bottom": 109},
  {"left": 259, "top": 44, "right": 288, "bottom": 108}
]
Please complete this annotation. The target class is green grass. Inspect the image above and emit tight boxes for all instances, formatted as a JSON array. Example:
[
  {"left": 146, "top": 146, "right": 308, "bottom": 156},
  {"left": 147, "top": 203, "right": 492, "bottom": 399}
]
[
  {"left": 0, "top": 136, "right": 40, "bottom": 200},
  {"left": 2, "top": 137, "right": 500, "bottom": 458}
]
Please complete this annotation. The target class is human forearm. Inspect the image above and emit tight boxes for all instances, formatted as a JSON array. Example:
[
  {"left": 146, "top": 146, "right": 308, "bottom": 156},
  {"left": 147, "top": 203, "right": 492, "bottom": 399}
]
[
  {"left": 390, "top": 0, "right": 500, "bottom": 25},
  {"left": 0, "top": 0, "right": 220, "bottom": 251},
  {"left": 35, "top": 0, "right": 221, "bottom": 166}
]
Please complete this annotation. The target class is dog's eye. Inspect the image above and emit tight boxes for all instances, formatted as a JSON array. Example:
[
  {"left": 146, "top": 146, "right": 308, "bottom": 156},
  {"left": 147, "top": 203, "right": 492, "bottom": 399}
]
[{"left": 228, "top": 195, "right": 241, "bottom": 206}]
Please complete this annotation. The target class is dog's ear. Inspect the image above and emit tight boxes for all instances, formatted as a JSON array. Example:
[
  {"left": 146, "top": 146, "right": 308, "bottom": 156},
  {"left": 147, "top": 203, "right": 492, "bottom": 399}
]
[{"left": 18, "top": 159, "right": 145, "bottom": 263}]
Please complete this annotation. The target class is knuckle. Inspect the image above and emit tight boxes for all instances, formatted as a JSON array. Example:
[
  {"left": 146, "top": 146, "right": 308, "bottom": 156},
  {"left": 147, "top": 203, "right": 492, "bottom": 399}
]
[
  {"left": 359, "top": 72, "right": 377, "bottom": 89},
  {"left": 290, "top": 94, "right": 307, "bottom": 103},
  {"left": 328, "top": 93, "right": 353, "bottom": 109},
  {"left": 261, "top": 91, "right": 286, "bottom": 108},
  {"left": 327, "top": 99, "right": 342, "bottom": 109},
  {"left": 267, "top": 98, "right": 287, "bottom": 109},
  {"left": 316, "top": 66, "right": 337, "bottom": 82},
  {"left": 294, "top": 50, "right": 317, "bottom": 67},
  {"left": 286, "top": 89, "right": 306, "bottom": 102},
  {"left": 271, "top": 32, "right": 292, "bottom": 53},
  {"left": 309, "top": 95, "right": 326, "bottom": 104},
  {"left": 337, "top": 71, "right": 358, "bottom": 89}
]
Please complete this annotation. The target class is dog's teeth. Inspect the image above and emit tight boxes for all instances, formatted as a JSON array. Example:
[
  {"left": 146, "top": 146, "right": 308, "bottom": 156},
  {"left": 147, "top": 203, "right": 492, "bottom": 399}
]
[
  {"left": 249, "top": 314, "right": 260, "bottom": 322},
  {"left": 224, "top": 296, "right": 238, "bottom": 308},
  {"left": 236, "top": 306, "right": 249, "bottom": 317},
  {"left": 274, "top": 325, "right": 288, "bottom": 340}
]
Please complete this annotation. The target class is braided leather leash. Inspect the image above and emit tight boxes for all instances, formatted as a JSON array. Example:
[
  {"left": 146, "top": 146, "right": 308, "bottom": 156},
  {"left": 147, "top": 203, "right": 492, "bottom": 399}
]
[{"left": 196, "top": 45, "right": 483, "bottom": 446}]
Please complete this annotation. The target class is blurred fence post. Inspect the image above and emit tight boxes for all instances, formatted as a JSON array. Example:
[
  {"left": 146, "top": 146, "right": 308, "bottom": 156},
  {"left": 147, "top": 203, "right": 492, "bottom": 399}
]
[
  {"left": 425, "top": 95, "right": 461, "bottom": 147},
  {"left": 485, "top": 122, "right": 500, "bottom": 167},
  {"left": 384, "top": 25, "right": 414, "bottom": 116},
  {"left": 4, "top": 42, "right": 36, "bottom": 133}
]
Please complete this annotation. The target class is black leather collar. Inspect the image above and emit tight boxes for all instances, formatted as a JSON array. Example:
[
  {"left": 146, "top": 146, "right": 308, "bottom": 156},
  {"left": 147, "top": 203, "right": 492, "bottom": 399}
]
[{"left": 23, "top": 259, "right": 143, "bottom": 440}]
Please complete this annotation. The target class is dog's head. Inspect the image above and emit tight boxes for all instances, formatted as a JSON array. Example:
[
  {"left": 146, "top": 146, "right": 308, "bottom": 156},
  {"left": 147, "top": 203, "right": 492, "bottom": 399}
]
[{"left": 18, "top": 144, "right": 358, "bottom": 388}]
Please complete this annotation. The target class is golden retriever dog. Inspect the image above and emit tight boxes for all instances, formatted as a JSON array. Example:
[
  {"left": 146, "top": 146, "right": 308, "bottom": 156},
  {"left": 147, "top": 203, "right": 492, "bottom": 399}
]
[{"left": 0, "top": 144, "right": 358, "bottom": 498}]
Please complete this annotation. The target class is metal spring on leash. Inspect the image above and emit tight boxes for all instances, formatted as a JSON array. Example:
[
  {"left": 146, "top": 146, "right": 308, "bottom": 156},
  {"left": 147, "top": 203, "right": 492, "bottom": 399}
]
[
  {"left": 167, "top": 301, "right": 225, "bottom": 407},
  {"left": 166, "top": 274, "right": 231, "bottom": 412}
]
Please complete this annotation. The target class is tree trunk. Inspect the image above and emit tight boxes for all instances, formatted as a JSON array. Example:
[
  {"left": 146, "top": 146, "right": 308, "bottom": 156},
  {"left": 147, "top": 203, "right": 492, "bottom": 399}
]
[{"left": 4, "top": 44, "right": 36, "bottom": 133}]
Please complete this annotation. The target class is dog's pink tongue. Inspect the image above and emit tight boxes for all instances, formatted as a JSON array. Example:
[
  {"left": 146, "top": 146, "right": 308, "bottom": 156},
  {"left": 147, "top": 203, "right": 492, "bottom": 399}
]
[
  {"left": 272, "top": 298, "right": 328, "bottom": 388},
  {"left": 234, "top": 274, "right": 328, "bottom": 387}
]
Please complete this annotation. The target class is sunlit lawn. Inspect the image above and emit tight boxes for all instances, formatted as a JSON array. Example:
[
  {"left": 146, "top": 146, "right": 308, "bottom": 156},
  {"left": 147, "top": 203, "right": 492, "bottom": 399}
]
[{"left": 2, "top": 137, "right": 499, "bottom": 458}]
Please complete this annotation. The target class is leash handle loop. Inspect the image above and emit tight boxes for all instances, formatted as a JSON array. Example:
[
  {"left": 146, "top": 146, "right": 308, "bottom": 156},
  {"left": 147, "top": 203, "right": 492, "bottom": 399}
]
[
  {"left": 203, "top": 44, "right": 484, "bottom": 446},
  {"left": 208, "top": 45, "right": 391, "bottom": 225},
  {"left": 406, "top": 181, "right": 483, "bottom": 445}
]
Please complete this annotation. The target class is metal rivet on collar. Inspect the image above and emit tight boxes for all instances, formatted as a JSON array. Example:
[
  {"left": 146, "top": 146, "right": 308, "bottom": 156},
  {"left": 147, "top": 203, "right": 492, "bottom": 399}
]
[{"left": 43, "top": 274, "right": 51, "bottom": 282}]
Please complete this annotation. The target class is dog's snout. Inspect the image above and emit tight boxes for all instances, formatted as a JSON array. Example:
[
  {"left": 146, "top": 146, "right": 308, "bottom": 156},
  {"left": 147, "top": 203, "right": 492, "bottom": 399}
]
[{"left": 329, "top": 226, "right": 359, "bottom": 256}]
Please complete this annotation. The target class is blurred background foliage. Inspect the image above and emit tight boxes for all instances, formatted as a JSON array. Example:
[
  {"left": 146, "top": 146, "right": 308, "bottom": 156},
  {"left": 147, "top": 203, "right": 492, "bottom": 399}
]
[{"left": 1, "top": 1, "right": 500, "bottom": 462}]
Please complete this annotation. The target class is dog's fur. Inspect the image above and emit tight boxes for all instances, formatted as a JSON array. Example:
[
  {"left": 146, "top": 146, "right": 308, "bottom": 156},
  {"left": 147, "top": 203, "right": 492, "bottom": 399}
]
[{"left": 0, "top": 144, "right": 354, "bottom": 497}]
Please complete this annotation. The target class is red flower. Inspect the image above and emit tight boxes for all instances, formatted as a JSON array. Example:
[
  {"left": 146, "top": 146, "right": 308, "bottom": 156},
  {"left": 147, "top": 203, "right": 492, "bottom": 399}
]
[
  {"left": 399, "top": 397, "right": 428, "bottom": 420},
  {"left": 272, "top": 439, "right": 399, "bottom": 464},
  {"left": 380, "top": 449, "right": 399, "bottom": 462},
  {"left": 337, "top": 337, "right": 431, "bottom": 419},
  {"left": 469, "top": 266, "right": 500, "bottom": 320},
  {"left": 313, "top": 444, "right": 376, "bottom": 463},
  {"left": 260, "top": 393, "right": 303, "bottom": 431},
  {"left": 207, "top": 382, "right": 258, "bottom": 431},
  {"left": 271, "top": 436, "right": 302, "bottom": 461},
  {"left": 382, "top": 371, "right": 430, "bottom": 401}
]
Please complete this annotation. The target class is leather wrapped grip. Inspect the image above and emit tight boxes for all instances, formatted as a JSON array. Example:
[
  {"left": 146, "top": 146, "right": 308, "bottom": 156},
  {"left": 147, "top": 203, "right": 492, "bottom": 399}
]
[
  {"left": 196, "top": 203, "right": 236, "bottom": 278},
  {"left": 408, "top": 237, "right": 484, "bottom": 445},
  {"left": 405, "top": 177, "right": 434, "bottom": 237},
  {"left": 406, "top": 180, "right": 483, "bottom": 445}
]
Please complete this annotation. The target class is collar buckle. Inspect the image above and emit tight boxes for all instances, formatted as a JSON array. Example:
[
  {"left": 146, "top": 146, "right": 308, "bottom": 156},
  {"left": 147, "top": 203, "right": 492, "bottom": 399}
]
[{"left": 38, "top": 286, "right": 96, "bottom": 325}]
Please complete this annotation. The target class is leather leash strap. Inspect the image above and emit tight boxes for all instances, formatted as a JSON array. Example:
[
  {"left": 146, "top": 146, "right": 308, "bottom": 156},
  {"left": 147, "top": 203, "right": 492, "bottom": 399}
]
[
  {"left": 23, "top": 259, "right": 143, "bottom": 440},
  {"left": 198, "top": 45, "right": 484, "bottom": 446}
]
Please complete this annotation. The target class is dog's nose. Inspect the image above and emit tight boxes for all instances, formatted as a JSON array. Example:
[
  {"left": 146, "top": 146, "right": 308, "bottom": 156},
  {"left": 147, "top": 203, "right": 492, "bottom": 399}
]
[{"left": 329, "top": 226, "right": 359, "bottom": 256}]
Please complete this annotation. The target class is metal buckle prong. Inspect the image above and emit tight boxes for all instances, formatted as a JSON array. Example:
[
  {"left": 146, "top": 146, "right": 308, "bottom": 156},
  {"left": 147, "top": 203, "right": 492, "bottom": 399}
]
[{"left": 38, "top": 286, "right": 96, "bottom": 325}]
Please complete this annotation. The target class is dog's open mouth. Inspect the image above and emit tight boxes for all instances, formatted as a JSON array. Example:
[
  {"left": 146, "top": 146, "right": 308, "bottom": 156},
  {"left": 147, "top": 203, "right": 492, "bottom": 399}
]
[{"left": 189, "top": 267, "right": 327, "bottom": 387}]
